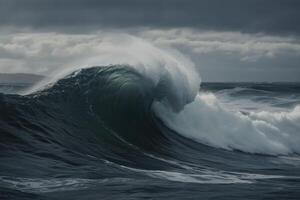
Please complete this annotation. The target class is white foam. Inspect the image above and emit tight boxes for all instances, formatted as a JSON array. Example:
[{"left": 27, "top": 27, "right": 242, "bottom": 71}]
[
  {"left": 116, "top": 163, "right": 295, "bottom": 184},
  {"left": 154, "top": 92, "right": 300, "bottom": 155}
]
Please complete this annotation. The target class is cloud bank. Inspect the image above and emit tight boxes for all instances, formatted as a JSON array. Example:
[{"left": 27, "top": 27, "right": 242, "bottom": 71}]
[
  {"left": 0, "top": 29, "right": 299, "bottom": 81},
  {"left": 1, "top": 0, "right": 299, "bottom": 35}
]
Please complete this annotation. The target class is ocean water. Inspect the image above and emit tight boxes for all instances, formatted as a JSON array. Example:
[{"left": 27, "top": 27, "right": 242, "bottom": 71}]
[
  {"left": 0, "top": 66, "right": 300, "bottom": 200},
  {"left": 1, "top": 36, "right": 300, "bottom": 200}
]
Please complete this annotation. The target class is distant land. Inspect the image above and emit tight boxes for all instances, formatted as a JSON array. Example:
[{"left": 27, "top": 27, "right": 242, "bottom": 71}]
[{"left": 0, "top": 73, "right": 45, "bottom": 84}]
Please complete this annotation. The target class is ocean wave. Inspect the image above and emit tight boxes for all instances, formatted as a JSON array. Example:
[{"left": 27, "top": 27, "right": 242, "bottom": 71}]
[{"left": 1, "top": 37, "right": 300, "bottom": 200}]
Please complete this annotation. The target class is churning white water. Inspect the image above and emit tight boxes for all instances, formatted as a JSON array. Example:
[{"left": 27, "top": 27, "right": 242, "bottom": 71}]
[{"left": 154, "top": 92, "right": 300, "bottom": 155}]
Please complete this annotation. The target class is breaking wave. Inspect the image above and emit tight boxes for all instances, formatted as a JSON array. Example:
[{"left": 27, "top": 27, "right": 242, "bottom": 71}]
[{"left": 1, "top": 36, "right": 300, "bottom": 199}]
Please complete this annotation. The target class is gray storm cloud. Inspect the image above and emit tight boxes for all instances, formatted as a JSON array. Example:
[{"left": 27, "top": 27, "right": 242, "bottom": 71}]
[
  {"left": 0, "top": 0, "right": 299, "bottom": 35},
  {"left": 0, "top": 0, "right": 299, "bottom": 81}
]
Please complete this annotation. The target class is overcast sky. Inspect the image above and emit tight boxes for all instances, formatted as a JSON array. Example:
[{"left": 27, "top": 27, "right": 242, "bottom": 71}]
[{"left": 0, "top": 0, "right": 299, "bottom": 81}]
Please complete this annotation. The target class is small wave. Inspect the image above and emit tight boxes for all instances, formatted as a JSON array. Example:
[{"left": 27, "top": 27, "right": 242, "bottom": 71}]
[{"left": 0, "top": 176, "right": 132, "bottom": 193}]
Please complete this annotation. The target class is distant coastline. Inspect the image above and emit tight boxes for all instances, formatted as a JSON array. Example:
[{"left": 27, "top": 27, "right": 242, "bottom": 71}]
[{"left": 0, "top": 73, "right": 45, "bottom": 84}]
